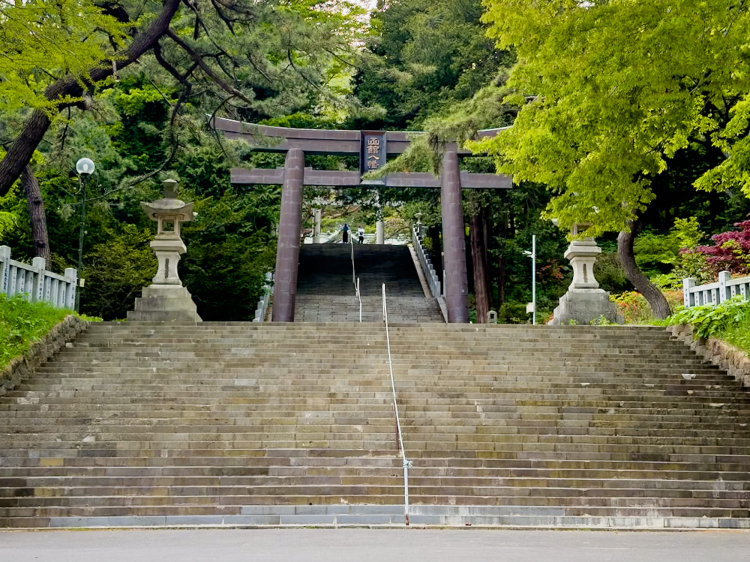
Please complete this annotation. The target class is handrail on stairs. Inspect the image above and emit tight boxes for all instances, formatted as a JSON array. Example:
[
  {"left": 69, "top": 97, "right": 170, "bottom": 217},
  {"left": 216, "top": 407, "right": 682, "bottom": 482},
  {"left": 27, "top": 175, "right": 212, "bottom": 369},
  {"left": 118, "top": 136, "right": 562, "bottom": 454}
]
[
  {"left": 350, "top": 238, "right": 362, "bottom": 322},
  {"left": 382, "top": 283, "right": 412, "bottom": 525}
]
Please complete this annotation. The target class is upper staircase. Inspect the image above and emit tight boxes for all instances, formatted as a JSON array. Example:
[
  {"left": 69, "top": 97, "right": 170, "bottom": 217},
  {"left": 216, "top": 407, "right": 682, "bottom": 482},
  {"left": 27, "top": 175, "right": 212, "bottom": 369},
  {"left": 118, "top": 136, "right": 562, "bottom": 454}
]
[
  {"left": 295, "top": 244, "right": 443, "bottom": 323},
  {"left": 1, "top": 322, "right": 750, "bottom": 529}
]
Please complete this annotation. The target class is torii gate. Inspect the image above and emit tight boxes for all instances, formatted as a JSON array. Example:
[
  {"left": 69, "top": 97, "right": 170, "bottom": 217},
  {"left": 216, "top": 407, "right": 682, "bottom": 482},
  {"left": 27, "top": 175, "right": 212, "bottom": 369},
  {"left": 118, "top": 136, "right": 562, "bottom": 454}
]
[{"left": 212, "top": 118, "right": 510, "bottom": 323}]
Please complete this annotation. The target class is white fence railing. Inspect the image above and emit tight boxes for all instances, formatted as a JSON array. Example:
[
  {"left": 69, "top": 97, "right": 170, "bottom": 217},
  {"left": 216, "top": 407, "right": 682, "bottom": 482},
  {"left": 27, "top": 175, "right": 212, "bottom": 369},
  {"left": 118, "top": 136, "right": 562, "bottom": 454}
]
[
  {"left": 252, "top": 272, "right": 274, "bottom": 322},
  {"left": 411, "top": 226, "right": 441, "bottom": 299},
  {"left": 0, "top": 246, "right": 77, "bottom": 310},
  {"left": 683, "top": 271, "right": 750, "bottom": 307}
]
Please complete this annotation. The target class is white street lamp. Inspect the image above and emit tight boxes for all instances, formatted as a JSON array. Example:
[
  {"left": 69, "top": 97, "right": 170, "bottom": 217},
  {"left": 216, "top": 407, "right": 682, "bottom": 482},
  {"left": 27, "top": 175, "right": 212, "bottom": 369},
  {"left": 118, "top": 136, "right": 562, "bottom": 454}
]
[
  {"left": 75, "top": 158, "right": 96, "bottom": 312},
  {"left": 76, "top": 158, "right": 95, "bottom": 175},
  {"left": 523, "top": 234, "right": 537, "bottom": 325}
]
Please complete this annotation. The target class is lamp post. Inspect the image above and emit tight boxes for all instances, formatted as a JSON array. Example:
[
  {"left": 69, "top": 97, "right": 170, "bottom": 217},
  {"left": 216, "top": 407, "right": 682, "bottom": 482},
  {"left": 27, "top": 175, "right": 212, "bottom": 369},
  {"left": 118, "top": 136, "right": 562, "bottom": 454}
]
[
  {"left": 75, "top": 158, "right": 95, "bottom": 312},
  {"left": 524, "top": 234, "right": 537, "bottom": 325}
]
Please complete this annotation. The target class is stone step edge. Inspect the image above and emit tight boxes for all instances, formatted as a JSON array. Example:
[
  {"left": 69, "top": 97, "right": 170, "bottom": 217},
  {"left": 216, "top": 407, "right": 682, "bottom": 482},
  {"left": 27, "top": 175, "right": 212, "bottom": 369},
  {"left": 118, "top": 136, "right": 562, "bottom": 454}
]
[{"left": 6, "top": 506, "right": 749, "bottom": 530}]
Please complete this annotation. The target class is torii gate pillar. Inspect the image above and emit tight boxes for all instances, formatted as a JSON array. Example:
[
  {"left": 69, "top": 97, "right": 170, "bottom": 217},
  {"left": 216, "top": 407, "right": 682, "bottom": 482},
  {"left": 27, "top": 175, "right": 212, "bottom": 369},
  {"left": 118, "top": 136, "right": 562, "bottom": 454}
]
[
  {"left": 441, "top": 147, "right": 470, "bottom": 323},
  {"left": 272, "top": 148, "right": 304, "bottom": 322}
]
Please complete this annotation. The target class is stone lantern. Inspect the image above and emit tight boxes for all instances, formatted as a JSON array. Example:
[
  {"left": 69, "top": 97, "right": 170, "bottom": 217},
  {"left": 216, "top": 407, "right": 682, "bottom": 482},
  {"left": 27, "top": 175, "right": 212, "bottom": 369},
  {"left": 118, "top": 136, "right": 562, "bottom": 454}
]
[
  {"left": 127, "top": 179, "right": 201, "bottom": 322},
  {"left": 550, "top": 223, "right": 621, "bottom": 325}
]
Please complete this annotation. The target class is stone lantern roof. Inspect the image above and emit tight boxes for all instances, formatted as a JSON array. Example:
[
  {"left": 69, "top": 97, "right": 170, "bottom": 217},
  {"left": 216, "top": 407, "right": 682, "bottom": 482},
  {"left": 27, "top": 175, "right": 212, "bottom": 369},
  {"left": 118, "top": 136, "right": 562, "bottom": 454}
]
[{"left": 140, "top": 179, "right": 196, "bottom": 225}]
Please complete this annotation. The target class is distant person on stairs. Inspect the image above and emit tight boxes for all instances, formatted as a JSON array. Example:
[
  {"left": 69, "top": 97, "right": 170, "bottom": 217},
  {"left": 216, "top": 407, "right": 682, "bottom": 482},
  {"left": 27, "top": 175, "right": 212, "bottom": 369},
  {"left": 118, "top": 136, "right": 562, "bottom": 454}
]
[
  {"left": 358, "top": 226, "right": 365, "bottom": 244},
  {"left": 342, "top": 223, "right": 350, "bottom": 244}
]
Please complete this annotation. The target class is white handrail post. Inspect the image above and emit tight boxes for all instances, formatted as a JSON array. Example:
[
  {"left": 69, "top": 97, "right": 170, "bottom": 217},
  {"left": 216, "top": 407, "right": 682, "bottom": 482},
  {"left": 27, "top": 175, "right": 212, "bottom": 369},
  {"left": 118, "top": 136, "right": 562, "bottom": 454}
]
[
  {"left": 683, "top": 277, "right": 696, "bottom": 308},
  {"left": 64, "top": 268, "right": 77, "bottom": 311},
  {"left": 31, "top": 256, "right": 46, "bottom": 303},
  {"left": 719, "top": 271, "right": 731, "bottom": 303},
  {"left": 0, "top": 245, "right": 11, "bottom": 296}
]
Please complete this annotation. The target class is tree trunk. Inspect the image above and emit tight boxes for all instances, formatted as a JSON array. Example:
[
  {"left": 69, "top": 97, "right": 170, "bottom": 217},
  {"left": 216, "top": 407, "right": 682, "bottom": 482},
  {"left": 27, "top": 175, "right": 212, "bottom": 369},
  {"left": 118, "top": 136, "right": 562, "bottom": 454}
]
[
  {"left": 0, "top": 0, "right": 182, "bottom": 196},
  {"left": 497, "top": 221, "right": 507, "bottom": 306},
  {"left": 618, "top": 218, "right": 671, "bottom": 319},
  {"left": 21, "top": 165, "right": 50, "bottom": 263},
  {"left": 481, "top": 206, "right": 492, "bottom": 310},
  {"left": 470, "top": 211, "right": 490, "bottom": 323}
]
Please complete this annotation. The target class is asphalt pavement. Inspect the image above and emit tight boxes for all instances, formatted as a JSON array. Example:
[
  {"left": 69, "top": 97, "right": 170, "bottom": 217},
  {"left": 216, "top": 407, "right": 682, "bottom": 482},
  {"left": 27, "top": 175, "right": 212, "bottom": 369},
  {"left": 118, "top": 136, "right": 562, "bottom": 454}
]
[{"left": 2, "top": 528, "right": 750, "bottom": 562}]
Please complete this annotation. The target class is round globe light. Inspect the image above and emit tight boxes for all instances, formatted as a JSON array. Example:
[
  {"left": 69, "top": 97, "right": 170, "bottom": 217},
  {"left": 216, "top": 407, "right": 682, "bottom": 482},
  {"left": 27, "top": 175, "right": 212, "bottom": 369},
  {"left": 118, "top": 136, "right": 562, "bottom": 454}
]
[{"left": 76, "top": 158, "right": 95, "bottom": 175}]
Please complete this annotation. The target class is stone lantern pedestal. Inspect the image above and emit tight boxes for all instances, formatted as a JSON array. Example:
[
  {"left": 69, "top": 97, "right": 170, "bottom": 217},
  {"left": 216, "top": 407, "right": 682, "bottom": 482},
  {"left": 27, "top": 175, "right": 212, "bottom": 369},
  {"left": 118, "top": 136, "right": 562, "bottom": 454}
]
[
  {"left": 550, "top": 226, "right": 621, "bottom": 326},
  {"left": 127, "top": 179, "right": 201, "bottom": 322}
]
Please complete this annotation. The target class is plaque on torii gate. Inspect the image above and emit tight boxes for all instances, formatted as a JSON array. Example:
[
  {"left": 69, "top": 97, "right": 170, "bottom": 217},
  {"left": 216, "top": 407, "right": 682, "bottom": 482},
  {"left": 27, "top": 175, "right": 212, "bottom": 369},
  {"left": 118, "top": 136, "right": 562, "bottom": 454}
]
[{"left": 211, "top": 117, "right": 511, "bottom": 323}]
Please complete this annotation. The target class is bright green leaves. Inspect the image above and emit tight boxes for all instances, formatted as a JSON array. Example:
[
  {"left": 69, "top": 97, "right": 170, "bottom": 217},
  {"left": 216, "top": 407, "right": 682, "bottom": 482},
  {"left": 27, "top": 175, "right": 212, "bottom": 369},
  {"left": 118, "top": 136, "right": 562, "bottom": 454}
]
[
  {"left": 0, "top": 0, "right": 126, "bottom": 113},
  {"left": 478, "top": 0, "right": 750, "bottom": 235}
]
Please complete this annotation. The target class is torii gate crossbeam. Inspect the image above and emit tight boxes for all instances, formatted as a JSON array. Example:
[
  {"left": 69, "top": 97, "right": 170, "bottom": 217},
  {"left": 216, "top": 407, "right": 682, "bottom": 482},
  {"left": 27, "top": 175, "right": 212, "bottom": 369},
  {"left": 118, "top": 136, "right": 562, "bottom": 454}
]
[{"left": 212, "top": 118, "right": 510, "bottom": 323}]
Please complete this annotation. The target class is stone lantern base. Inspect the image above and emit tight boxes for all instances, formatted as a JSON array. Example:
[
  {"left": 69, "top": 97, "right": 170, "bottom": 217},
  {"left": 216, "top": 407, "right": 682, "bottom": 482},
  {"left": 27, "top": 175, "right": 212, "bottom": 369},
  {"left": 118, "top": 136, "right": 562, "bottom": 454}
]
[
  {"left": 549, "top": 234, "right": 623, "bottom": 326},
  {"left": 127, "top": 285, "right": 201, "bottom": 322},
  {"left": 549, "top": 288, "right": 621, "bottom": 326}
]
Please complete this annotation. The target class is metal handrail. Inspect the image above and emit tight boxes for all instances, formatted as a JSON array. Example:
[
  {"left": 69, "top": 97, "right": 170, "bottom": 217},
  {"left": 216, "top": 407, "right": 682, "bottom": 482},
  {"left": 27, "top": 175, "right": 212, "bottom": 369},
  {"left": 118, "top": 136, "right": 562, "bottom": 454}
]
[
  {"left": 382, "top": 283, "right": 412, "bottom": 525},
  {"left": 351, "top": 239, "right": 362, "bottom": 323},
  {"left": 356, "top": 278, "right": 362, "bottom": 323}
]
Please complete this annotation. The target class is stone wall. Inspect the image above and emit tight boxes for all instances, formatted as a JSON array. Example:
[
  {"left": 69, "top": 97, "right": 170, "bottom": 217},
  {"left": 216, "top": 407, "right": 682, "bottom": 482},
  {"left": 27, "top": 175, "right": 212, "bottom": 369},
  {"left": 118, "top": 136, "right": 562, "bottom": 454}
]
[
  {"left": 0, "top": 315, "right": 89, "bottom": 396},
  {"left": 667, "top": 324, "right": 750, "bottom": 388}
]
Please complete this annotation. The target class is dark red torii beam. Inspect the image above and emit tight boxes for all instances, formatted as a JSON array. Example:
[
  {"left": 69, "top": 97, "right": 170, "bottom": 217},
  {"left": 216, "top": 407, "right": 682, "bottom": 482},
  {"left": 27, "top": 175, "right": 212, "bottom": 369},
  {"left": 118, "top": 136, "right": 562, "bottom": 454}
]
[{"left": 211, "top": 117, "right": 510, "bottom": 323}]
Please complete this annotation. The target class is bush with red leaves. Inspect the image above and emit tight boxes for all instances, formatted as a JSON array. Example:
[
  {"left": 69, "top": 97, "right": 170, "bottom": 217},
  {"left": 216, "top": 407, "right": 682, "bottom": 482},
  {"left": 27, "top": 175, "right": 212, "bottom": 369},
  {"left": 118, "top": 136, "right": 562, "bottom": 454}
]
[{"left": 693, "top": 220, "right": 750, "bottom": 275}]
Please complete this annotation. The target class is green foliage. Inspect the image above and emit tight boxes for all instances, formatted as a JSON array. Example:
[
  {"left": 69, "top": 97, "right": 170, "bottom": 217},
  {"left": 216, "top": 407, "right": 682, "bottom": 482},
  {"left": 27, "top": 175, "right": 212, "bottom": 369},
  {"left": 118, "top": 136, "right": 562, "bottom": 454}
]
[
  {"left": 613, "top": 290, "right": 684, "bottom": 325},
  {"left": 594, "top": 252, "right": 633, "bottom": 294},
  {"left": 0, "top": 295, "right": 78, "bottom": 370},
  {"left": 718, "top": 318, "right": 750, "bottom": 356},
  {"left": 0, "top": 0, "right": 125, "bottom": 114},
  {"left": 668, "top": 297, "right": 750, "bottom": 339},
  {"left": 354, "top": 0, "right": 514, "bottom": 129},
  {"left": 80, "top": 225, "right": 157, "bottom": 321},
  {"left": 590, "top": 315, "right": 618, "bottom": 326},
  {"left": 0, "top": 211, "right": 16, "bottom": 239},
  {"left": 634, "top": 232, "right": 681, "bottom": 276},
  {"left": 475, "top": 0, "right": 750, "bottom": 235},
  {"left": 181, "top": 188, "right": 279, "bottom": 321},
  {"left": 497, "top": 301, "right": 529, "bottom": 324}
]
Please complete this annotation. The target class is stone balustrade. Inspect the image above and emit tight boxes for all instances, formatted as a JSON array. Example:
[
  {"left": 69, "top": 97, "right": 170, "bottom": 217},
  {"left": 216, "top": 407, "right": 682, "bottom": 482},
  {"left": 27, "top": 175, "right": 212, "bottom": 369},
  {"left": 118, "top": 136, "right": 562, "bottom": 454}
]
[
  {"left": 411, "top": 226, "right": 441, "bottom": 299},
  {"left": 0, "top": 246, "right": 77, "bottom": 309},
  {"left": 683, "top": 271, "right": 750, "bottom": 307}
]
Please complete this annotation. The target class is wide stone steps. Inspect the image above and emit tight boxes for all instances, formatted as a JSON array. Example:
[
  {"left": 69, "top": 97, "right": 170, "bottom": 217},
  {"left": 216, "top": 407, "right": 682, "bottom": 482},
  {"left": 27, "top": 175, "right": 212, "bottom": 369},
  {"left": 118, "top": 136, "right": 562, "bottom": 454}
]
[{"left": 2, "top": 322, "right": 750, "bottom": 528}]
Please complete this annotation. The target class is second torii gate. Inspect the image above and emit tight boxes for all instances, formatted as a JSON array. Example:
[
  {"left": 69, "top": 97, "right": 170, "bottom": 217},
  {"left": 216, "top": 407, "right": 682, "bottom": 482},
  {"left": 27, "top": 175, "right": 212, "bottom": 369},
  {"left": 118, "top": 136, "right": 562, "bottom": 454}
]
[{"left": 212, "top": 118, "right": 510, "bottom": 323}]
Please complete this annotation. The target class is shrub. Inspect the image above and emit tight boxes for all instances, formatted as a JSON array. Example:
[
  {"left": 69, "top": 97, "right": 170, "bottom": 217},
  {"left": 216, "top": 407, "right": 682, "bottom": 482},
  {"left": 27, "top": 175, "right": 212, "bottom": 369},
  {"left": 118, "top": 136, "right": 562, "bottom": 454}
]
[
  {"left": 694, "top": 219, "right": 750, "bottom": 275},
  {"left": 667, "top": 297, "right": 750, "bottom": 339},
  {"left": 497, "top": 301, "right": 531, "bottom": 324},
  {"left": 612, "top": 290, "right": 683, "bottom": 324}
]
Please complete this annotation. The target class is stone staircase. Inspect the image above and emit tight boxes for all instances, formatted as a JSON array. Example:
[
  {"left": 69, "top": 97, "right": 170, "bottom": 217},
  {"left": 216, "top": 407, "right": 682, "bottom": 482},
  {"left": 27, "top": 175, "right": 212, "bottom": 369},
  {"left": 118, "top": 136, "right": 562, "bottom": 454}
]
[
  {"left": 295, "top": 244, "right": 443, "bottom": 323},
  {"left": 1, "top": 322, "right": 750, "bottom": 529}
]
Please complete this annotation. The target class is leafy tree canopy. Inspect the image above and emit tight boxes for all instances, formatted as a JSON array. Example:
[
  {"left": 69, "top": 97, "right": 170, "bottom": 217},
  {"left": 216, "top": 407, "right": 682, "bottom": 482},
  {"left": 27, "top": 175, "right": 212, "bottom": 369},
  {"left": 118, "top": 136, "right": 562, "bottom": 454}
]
[
  {"left": 0, "top": 0, "right": 125, "bottom": 113},
  {"left": 473, "top": 0, "right": 750, "bottom": 235}
]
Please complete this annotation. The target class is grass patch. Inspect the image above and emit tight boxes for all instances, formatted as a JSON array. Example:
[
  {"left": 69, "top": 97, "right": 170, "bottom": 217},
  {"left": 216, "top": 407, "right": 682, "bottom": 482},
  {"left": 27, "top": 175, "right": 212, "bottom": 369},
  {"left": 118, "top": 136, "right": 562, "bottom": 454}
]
[
  {"left": 0, "top": 294, "right": 86, "bottom": 370},
  {"left": 718, "top": 321, "right": 750, "bottom": 355}
]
